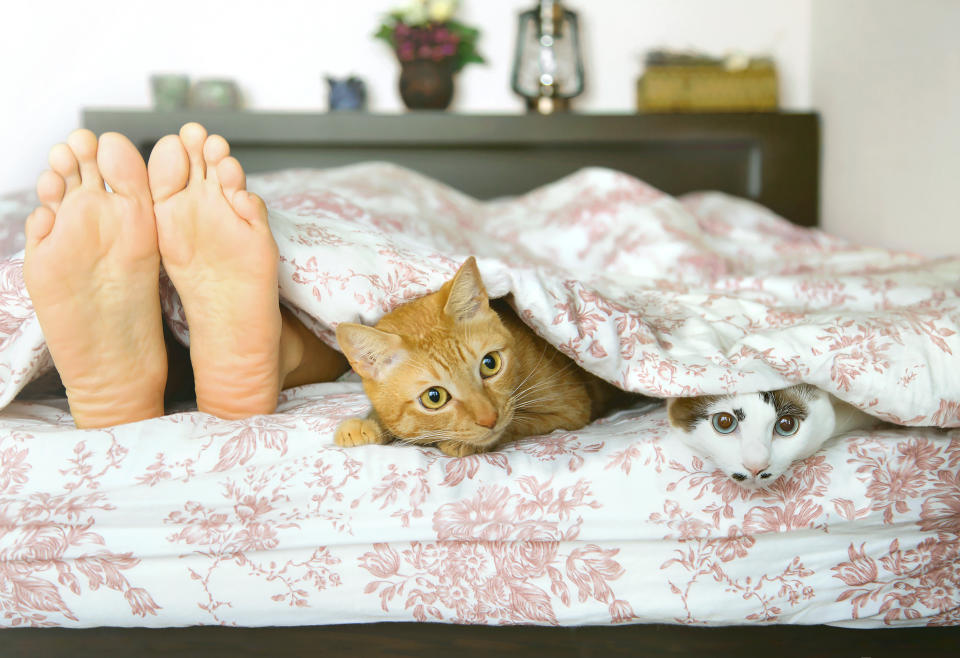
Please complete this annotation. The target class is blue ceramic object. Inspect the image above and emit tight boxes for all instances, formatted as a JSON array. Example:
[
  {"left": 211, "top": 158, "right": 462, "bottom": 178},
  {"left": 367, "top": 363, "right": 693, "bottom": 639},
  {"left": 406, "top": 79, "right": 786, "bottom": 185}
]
[{"left": 327, "top": 76, "right": 367, "bottom": 111}]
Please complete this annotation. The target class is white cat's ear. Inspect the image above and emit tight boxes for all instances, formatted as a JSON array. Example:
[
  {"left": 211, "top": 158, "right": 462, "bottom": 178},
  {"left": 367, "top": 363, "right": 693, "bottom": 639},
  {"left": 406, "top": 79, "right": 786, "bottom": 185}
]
[
  {"left": 444, "top": 256, "right": 489, "bottom": 322},
  {"left": 666, "top": 396, "right": 711, "bottom": 432},
  {"left": 335, "top": 323, "right": 407, "bottom": 381}
]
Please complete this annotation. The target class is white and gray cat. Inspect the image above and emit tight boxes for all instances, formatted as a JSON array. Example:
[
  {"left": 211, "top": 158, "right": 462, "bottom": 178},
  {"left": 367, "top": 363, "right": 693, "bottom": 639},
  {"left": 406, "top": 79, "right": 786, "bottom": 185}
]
[{"left": 667, "top": 384, "right": 880, "bottom": 489}]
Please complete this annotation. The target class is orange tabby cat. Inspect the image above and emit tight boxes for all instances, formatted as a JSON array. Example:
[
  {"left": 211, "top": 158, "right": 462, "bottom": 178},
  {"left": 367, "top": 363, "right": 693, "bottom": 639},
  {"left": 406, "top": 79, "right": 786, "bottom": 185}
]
[{"left": 334, "top": 257, "right": 633, "bottom": 456}]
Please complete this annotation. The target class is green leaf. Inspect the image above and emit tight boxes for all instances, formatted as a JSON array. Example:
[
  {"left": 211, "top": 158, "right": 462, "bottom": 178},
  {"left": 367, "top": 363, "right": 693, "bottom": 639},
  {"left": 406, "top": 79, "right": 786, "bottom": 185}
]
[
  {"left": 447, "top": 20, "right": 480, "bottom": 39},
  {"left": 373, "top": 24, "right": 395, "bottom": 45}
]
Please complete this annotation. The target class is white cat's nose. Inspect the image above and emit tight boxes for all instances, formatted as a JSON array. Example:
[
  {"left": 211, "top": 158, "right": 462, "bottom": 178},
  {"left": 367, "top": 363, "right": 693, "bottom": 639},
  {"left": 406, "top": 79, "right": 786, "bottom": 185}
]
[{"left": 747, "top": 465, "right": 768, "bottom": 477}]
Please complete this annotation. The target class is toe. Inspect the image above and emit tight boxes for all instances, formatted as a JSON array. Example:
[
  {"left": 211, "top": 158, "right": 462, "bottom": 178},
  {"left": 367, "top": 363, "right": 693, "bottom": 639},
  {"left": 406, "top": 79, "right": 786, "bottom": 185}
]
[
  {"left": 67, "top": 129, "right": 104, "bottom": 190},
  {"left": 179, "top": 122, "right": 208, "bottom": 182},
  {"left": 203, "top": 135, "right": 230, "bottom": 167},
  {"left": 231, "top": 190, "right": 269, "bottom": 226},
  {"left": 49, "top": 143, "right": 81, "bottom": 191},
  {"left": 98, "top": 132, "right": 151, "bottom": 203},
  {"left": 25, "top": 207, "right": 56, "bottom": 248},
  {"left": 147, "top": 134, "right": 189, "bottom": 202},
  {"left": 202, "top": 135, "right": 230, "bottom": 186},
  {"left": 36, "top": 170, "right": 66, "bottom": 212},
  {"left": 216, "top": 156, "right": 246, "bottom": 197}
]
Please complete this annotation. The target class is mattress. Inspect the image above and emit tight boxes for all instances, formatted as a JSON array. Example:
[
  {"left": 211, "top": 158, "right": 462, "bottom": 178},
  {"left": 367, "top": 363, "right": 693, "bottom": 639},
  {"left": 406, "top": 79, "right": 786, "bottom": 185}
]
[{"left": 0, "top": 165, "right": 957, "bottom": 628}]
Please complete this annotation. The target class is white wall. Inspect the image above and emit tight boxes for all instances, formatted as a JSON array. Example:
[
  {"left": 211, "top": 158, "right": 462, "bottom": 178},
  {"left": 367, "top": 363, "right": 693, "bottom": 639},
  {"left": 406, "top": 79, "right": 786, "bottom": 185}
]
[
  {"left": 1, "top": 0, "right": 811, "bottom": 194},
  {"left": 5, "top": 1, "right": 956, "bottom": 256},
  {"left": 812, "top": 0, "right": 960, "bottom": 256}
]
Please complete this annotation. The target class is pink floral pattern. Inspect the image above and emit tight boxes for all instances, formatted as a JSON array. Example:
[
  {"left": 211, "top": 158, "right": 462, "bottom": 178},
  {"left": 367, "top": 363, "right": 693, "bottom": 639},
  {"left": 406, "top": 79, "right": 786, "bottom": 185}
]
[
  {"left": 0, "top": 391, "right": 956, "bottom": 627},
  {"left": 358, "top": 479, "right": 635, "bottom": 624},
  {"left": 0, "top": 167, "right": 957, "bottom": 627},
  {"left": 2, "top": 165, "right": 960, "bottom": 423}
]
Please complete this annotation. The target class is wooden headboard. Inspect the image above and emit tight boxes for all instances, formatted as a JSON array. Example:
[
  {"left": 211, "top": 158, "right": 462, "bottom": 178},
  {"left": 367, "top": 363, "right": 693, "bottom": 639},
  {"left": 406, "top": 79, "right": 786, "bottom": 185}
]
[{"left": 84, "top": 110, "right": 819, "bottom": 226}]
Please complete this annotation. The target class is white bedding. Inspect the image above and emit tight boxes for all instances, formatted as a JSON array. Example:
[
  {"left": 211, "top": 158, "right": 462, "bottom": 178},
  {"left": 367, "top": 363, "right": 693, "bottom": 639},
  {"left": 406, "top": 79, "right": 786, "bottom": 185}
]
[{"left": 0, "top": 165, "right": 957, "bottom": 628}]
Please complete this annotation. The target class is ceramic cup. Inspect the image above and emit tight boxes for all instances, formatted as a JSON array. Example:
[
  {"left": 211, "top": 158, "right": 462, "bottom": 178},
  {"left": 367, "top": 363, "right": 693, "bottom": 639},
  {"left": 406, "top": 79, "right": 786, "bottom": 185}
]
[{"left": 150, "top": 74, "right": 190, "bottom": 111}]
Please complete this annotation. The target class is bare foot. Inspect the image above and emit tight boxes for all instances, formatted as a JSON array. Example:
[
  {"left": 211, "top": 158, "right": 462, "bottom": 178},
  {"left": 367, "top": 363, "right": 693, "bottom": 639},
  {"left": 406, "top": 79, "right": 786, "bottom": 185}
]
[
  {"left": 23, "top": 130, "right": 167, "bottom": 428},
  {"left": 149, "top": 123, "right": 283, "bottom": 418}
]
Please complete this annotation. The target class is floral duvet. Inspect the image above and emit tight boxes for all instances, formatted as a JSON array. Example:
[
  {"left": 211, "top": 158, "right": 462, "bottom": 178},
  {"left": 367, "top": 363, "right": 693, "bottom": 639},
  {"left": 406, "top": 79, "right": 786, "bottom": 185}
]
[{"left": 0, "top": 164, "right": 957, "bottom": 628}]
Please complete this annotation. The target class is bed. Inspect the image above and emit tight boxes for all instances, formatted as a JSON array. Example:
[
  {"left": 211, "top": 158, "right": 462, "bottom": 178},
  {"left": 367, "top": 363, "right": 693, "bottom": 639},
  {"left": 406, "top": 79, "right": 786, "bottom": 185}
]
[{"left": 1, "top": 111, "right": 957, "bottom": 654}]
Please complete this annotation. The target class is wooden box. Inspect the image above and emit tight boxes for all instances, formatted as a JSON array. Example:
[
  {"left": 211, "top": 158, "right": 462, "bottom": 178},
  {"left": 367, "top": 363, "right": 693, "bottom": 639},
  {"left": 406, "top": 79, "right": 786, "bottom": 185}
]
[{"left": 637, "top": 62, "right": 778, "bottom": 113}]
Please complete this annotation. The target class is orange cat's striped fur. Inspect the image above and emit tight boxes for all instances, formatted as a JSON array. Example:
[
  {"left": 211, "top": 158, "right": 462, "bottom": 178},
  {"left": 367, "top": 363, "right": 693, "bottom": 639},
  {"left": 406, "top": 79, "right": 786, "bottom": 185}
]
[{"left": 334, "top": 257, "right": 633, "bottom": 456}]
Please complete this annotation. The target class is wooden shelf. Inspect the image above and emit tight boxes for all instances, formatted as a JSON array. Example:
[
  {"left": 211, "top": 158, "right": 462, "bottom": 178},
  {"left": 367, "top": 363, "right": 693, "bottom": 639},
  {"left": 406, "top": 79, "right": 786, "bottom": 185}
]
[{"left": 84, "top": 110, "right": 819, "bottom": 226}]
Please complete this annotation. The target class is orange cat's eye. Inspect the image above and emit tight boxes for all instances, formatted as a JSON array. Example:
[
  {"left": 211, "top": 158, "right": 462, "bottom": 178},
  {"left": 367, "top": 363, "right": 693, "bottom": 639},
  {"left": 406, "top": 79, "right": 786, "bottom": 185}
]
[
  {"left": 419, "top": 387, "right": 450, "bottom": 410},
  {"left": 479, "top": 351, "right": 502, "bottom": 378}
]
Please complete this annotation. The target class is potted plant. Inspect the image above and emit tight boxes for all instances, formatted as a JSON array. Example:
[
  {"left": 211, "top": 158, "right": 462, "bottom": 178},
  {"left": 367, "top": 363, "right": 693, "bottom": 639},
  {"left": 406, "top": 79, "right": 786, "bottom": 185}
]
[{"left": 375, "top": 0, "right": 484, "bottom": 110}]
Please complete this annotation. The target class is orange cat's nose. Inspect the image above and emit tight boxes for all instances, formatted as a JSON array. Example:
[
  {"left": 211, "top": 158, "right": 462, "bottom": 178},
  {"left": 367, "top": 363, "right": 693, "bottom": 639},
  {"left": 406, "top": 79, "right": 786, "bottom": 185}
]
[{"left": 475, "top": 411, "right": 498, "bottom": 429}]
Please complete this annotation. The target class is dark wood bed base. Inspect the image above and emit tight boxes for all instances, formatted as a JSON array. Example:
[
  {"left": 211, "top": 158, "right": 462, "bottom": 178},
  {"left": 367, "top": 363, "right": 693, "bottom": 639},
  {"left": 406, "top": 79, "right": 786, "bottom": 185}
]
[
  {"left": 5, "top": 621, "right": 959, "bottom": 657},
  {"left": 5, "top": 111, "right": 955, "bottom": 653}
]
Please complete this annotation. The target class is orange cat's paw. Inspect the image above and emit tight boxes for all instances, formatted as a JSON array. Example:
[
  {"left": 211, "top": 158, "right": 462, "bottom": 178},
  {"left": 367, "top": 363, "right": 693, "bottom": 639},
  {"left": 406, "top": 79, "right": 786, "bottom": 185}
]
[
  {"left": 436, "top": 440, "right": 482, "bottom": 458},
  {"left": 334, "top": 418, "right": 389, "bottom": 447}
]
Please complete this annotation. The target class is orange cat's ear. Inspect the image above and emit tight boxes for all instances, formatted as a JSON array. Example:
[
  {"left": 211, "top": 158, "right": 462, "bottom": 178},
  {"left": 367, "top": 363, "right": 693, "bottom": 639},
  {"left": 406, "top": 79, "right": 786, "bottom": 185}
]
[
  {"left": 443, "top": 256, "right": 489, "bottom": 322},
  {"left": 336, "top": 323, "right": 407, "bottom": 381}
]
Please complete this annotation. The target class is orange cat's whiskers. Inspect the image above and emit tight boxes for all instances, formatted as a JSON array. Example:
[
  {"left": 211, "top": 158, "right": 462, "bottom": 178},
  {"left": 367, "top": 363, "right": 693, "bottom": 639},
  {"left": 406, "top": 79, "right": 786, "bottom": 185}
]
[
  {"left": 404, "top": 355, "right": 439, "bottom": 376},
  {"left": 509, "top": 342, "right": 550, "bottom": 397},
  {"left": 513, "top": 375, "right": 578, "bottom": 402},
  {"left": 512, "top": 363, "right": 579, "bottom": 403},
  {"left": 510, "top": 413, "right": 546, "bottom": 432},
  {"left": 512, "top": 394, "right": 565, "bottom": 409},
  {"left": 397, "top": 429, "right": 458, "bottom": 446}
]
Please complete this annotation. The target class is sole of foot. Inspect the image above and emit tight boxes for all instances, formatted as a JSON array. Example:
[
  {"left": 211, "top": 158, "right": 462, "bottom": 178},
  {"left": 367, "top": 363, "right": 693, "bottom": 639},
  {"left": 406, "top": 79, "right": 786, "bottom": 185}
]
[
  {"left": 149, "top": 122, "right": 283, "bottom": 419},
  {"left": 23, "top": 129, "right": 167, "bottom": 428}
]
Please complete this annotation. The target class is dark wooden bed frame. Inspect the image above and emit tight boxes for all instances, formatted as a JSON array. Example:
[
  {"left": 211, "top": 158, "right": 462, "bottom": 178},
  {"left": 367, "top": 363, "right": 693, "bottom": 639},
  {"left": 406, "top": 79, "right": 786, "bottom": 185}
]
[{"left": 5, "top": 110, "right": 956, "bottom": 656}]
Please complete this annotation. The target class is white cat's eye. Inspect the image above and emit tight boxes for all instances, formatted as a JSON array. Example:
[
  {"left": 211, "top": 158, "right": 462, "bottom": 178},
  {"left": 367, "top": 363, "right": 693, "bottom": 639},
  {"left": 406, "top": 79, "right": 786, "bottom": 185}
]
[
  {"left": 774, "top": 415, "right": 800, "bottom": 436},
  {"left": 479, "top": 351, "right": 502, "bottom": 378},
  {"left": 419, "top": 386, "right": 450, "bottom": 410},
  {"left": 711, "top": 412, "right": 737, "bottom": 434}
]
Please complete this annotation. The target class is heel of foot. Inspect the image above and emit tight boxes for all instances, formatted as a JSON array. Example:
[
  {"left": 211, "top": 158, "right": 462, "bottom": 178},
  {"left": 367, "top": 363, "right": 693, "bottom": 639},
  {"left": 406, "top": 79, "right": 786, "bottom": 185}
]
[
  {"left": 66, "top": 375, "right": 166, "bottom": 428},
  {"left": 194, "top": 367, "right": 282, "bottom": 420},
  {"left": 196, "top": 391, "right": 281, "bottom": 420}
]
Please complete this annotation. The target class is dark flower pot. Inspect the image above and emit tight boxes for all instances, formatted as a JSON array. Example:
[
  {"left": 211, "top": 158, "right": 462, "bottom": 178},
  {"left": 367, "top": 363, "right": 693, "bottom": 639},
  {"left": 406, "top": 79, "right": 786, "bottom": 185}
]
[{"left": 399, "top": 60, "right": 455, "bottom": 110}]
